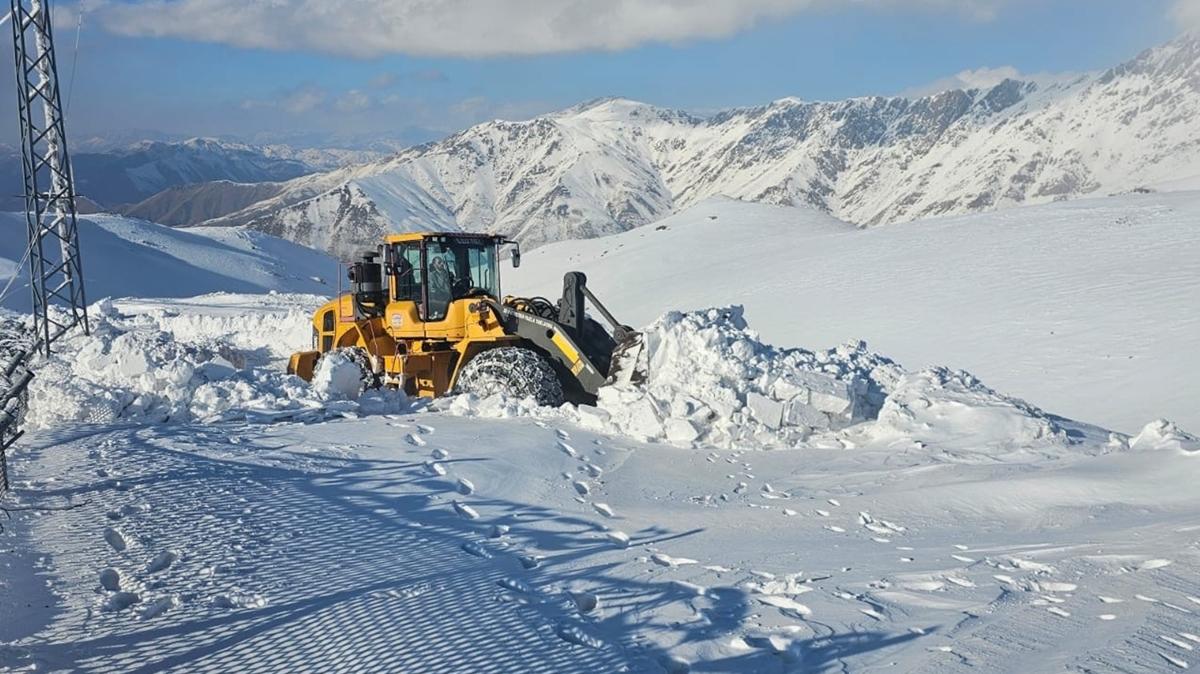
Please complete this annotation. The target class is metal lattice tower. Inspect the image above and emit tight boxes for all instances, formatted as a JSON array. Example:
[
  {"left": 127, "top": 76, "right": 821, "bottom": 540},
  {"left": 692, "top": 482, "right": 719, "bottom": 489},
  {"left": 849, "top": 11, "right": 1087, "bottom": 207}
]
[{"left": 9, "top": 0, "right": 87, "bottom": 355}]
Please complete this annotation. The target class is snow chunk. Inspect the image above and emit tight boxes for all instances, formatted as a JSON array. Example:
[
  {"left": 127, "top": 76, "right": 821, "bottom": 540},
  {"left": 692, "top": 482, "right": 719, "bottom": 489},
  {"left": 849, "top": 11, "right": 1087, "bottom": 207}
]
[
  {"left": 140, "top": 595, "right": 180, "bottom": 620},
  {"left": 312, "top": 350, "right": 365, "bottom": 400}
]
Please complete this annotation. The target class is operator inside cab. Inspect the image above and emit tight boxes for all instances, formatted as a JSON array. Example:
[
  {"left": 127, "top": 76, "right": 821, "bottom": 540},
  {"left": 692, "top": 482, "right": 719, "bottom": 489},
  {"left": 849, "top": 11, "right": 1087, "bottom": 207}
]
[{"left": 428, "top": 254, "right": 455, "bottom": 315}]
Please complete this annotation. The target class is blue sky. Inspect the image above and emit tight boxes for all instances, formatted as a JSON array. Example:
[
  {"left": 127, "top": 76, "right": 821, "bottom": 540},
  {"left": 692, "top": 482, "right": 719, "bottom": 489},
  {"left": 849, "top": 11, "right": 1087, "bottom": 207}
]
[{"left": 47, "top": 0, "right": 1191, "bottom": 148}]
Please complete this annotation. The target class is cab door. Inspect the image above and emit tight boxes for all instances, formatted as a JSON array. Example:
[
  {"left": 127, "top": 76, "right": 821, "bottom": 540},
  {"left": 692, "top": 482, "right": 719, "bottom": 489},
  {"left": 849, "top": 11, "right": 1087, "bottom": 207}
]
[{"left": 387, "top": 242, "right": 425, "bottom": 340}]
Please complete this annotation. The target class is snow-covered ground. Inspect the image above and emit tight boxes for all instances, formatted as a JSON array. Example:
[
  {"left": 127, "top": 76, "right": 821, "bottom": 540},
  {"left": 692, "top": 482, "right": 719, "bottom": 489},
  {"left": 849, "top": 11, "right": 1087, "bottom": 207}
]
[
  {"left": 5, "top": 408, "right": 1199, "bottom": 673},
  {"left": 510, "top": 193, "right": 1200, "bottom": 434},
  {"left": 1, "top": 287, "right": 1198, "bottom": 673},
  {"left": 0, "top": 214, "right": 338, "bottom": 314},
  {"left": 0, "top": 191, "right": 1197, "bottom": 672}
]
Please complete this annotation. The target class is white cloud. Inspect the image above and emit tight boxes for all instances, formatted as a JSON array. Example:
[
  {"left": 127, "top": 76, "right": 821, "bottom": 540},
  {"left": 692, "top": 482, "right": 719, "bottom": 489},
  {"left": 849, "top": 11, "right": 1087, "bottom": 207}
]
[
  {"left": 1171, "top": 0, "right": 1200, "bottom": 29},
  {"left": 91, "top": 0, "right": 1012, "bottom": 59},
  {"left": 241, "top": 85, "right": 327, "bottom": 115},
  {"left": 334, "top": 90, "right": 372, "bottom": 113},
  {"left": 899, "top": 65, "right": 1088, "bottom": 98},
  {"left": 901, "top": 66, "right": 1023, "bottom": 97}
]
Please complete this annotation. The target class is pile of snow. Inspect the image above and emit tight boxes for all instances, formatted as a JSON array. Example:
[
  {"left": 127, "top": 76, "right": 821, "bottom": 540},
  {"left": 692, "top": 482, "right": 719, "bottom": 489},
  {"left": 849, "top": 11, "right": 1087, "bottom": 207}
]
[
  {"left": 1129, "top": 419, "right": 1200, "bottom": 454},
  {"left": 114, "top": 294, "right": 321, "bottom": 361},
  {"left": 449, "top": 306, "right": 1069, "bottom": 454},
  {"left": 12, "top": 294, "right": 1181, "bottom": 460},
  {"left": 587, "top": 307, "right": 896, "bottom": 447},
  {"left": 22, "top": 298, "right": 405, "bottom": 429}
]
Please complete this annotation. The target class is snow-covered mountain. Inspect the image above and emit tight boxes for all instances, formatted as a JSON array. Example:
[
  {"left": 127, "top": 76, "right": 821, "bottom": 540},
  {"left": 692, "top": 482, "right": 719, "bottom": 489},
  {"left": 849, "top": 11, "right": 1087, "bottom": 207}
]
[
  {"left": 0, "top": 138, "right": 318, "bottom": 210},
  {"left": 77, "top": 138, "right": 317, "bottom": 206},
  {"left": 257, "top": 144, "right": 390, "bottom": 171},
  {"left": 189, "top": 34, "right": 1200, "bottom": 256},
  {"left": 103, "top": 142, "right": 395, "bottom": 225}
]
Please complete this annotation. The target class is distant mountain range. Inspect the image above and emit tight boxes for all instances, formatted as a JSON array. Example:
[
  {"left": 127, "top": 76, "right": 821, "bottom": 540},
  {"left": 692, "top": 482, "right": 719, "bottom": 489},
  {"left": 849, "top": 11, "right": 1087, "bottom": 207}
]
[
  {"left": 0, "top": 138, "right": 388, "bottom": 212},
  {"left": 23, "top": 34, "right": 1200, "bottom": 257}
]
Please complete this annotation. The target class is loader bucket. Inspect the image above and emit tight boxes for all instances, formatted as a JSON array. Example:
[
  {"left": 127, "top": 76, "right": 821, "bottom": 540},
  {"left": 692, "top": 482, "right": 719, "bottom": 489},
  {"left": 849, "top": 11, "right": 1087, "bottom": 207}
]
[{"left": 605, "top": 331, "right": 646, "bottom": 388}]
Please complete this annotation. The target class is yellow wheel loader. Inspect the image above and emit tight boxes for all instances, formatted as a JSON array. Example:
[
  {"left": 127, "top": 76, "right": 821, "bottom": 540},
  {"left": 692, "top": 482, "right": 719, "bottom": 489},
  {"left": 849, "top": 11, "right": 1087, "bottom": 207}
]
[{"left": 287, "top": 232, "right": 643, "bottom": 406}]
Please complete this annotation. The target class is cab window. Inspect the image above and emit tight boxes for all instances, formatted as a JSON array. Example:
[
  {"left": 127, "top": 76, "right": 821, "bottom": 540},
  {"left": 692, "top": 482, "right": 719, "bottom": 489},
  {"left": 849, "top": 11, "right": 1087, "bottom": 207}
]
[
  {"left": 425, "top": 238, "right": 499, "bottom": 321},
  {"left": 320, "top": 309, "right": 335, "bottom": 351}
]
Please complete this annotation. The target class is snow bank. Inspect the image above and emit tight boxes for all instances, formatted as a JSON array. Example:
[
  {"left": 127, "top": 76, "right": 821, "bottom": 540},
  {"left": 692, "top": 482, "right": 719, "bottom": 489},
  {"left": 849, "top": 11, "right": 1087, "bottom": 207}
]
[
  {"left": 122, "top": 302, "right": 314, "bottom": 362},
  {"left": 448, "top": 306, "right": 1071, "bottom": 453},
  {"left": 23, "top": 297, "right": 405, "bottom": 428},
  {"left": 16, "top": 296, "right": 1182, "bottom": 459}
]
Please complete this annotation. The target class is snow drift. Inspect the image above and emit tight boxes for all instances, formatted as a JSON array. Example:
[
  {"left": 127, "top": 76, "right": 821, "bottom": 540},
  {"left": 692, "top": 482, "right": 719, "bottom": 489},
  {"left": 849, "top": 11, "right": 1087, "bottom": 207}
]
[
  {"left": 1130, "top": 419, "right": 1200, "bottom": 455},
  {"left": 583, "top": 307, "right": 896, "bottom": 447}
]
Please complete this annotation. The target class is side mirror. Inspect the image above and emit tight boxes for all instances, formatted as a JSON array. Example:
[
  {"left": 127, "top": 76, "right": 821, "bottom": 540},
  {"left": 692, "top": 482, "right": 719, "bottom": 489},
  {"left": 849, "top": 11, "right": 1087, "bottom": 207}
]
[{"left": 507, "top": 240, "right": 521, "bottom": 268}]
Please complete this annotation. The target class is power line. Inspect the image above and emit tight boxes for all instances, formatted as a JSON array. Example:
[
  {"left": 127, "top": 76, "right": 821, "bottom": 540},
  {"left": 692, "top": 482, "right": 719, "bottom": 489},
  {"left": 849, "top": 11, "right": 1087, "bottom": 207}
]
[
  {"left": 0, "top": 237, "right": 35, "bottom": 307},
  {"left": 62, "top": 3, "right": 81, "bottom": 118}
]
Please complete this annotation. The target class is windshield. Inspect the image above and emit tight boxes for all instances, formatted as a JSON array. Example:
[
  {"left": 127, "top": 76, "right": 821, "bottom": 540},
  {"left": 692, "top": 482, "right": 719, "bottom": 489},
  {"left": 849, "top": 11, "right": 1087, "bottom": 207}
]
[{"left": 425, "top": 237, "right": 499, "bottom": 320}]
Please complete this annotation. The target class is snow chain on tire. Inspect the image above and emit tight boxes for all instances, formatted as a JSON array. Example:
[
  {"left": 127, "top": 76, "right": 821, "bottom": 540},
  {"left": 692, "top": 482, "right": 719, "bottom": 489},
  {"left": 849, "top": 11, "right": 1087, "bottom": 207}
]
[{"left": 453, "top": 347, "right": 564, "bottom": 407}]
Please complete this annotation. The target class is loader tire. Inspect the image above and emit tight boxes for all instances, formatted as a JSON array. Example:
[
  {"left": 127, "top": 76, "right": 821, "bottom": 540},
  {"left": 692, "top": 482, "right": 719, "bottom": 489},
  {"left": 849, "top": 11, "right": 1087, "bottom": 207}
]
[{"left": 454, "top": 347, "right": 564, "bottom": 406}]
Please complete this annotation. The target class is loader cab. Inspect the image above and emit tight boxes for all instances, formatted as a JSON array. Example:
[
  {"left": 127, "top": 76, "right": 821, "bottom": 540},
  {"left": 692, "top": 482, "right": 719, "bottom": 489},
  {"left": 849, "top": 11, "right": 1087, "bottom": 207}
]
[{"left": 383, "top": 233, "right": 516, "bottom": 338}]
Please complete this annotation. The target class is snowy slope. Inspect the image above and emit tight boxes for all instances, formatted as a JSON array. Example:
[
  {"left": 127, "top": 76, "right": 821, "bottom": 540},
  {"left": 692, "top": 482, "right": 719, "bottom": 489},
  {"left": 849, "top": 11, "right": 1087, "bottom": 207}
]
[
  {"left": 0, "top": 213, "right": 338, "bottom": 313},
  {"left": 509, "top": 194, "right": 1200, "bottom": 434},
  {"left": 194, "top": 35, "right": 1200, "bottom": 254}
]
